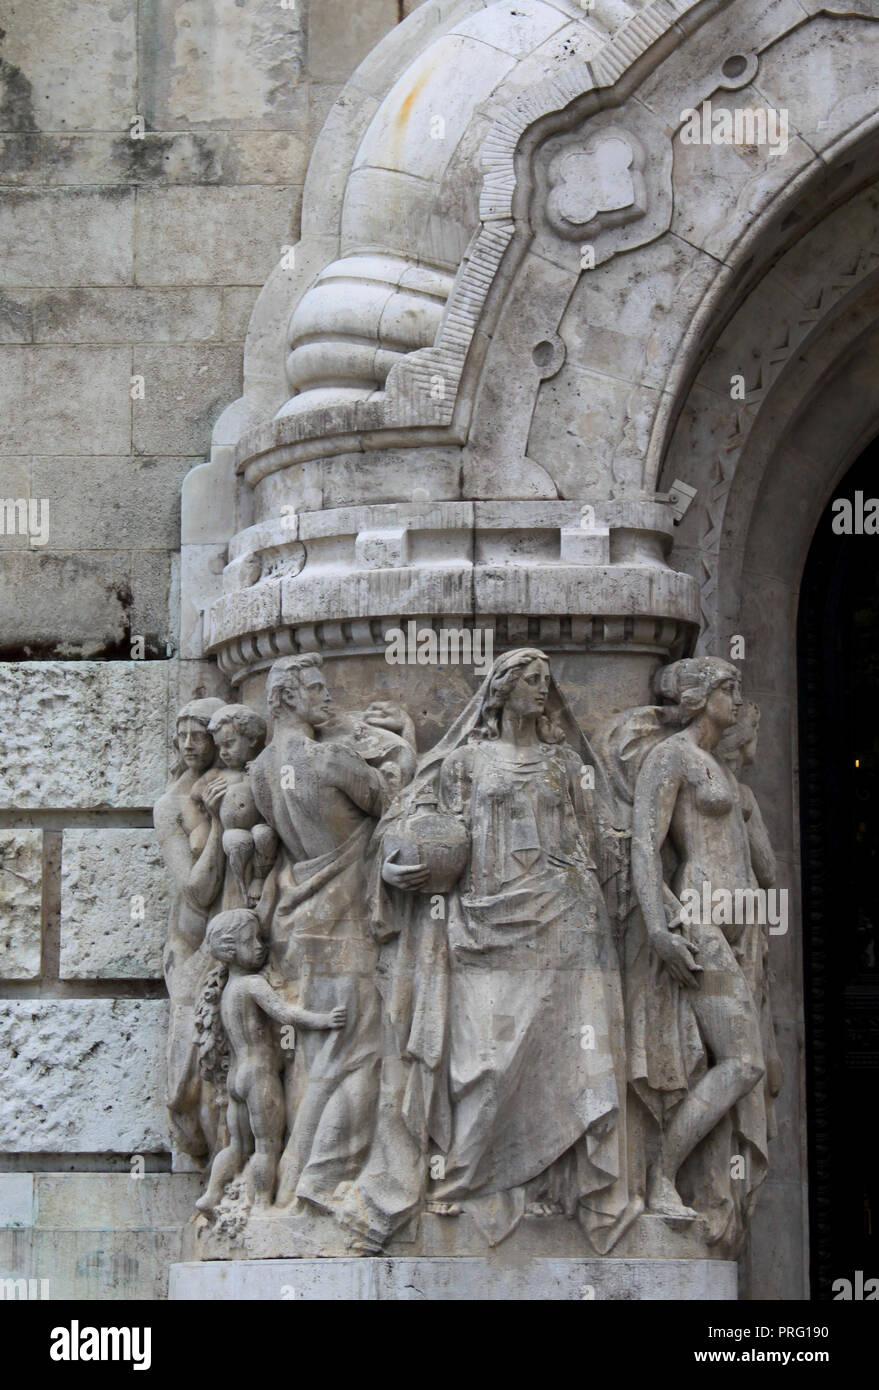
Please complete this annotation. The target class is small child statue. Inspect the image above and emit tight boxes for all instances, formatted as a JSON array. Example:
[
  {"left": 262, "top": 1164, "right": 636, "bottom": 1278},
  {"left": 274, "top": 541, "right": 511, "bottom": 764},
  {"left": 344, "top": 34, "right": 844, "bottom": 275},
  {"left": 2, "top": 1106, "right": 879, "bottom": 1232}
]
[
  {"left": 193, "top": 704, "right": 278, "bottom": 908},
  {"left": 195, "top": 909, "right": 347, "bottom": 1214}
]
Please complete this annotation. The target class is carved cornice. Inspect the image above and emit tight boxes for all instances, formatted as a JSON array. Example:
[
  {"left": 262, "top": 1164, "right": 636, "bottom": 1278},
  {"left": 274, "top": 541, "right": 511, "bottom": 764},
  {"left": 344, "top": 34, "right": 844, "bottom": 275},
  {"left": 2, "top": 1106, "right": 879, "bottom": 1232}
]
[
  {"left": 203, "top": 498, "right": 699, "bottom": 676},
  {"left": 213, "top": 610, "right": 694, "bottom": 685}
]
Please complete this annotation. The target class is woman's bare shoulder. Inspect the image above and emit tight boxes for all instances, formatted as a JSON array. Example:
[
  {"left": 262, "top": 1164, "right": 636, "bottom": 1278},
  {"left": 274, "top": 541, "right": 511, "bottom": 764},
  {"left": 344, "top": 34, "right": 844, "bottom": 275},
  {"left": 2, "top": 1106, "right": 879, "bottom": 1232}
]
[{"left": 639, "top": 733, "right": 689, "bottom": 779}]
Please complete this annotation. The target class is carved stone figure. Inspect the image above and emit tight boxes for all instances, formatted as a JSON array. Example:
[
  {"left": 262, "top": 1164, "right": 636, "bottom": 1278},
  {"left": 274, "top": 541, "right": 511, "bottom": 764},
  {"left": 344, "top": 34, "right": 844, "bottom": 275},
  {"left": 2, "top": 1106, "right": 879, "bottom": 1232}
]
[
  {"left": 192, "top": 704, "right": 277, "bottom": 910},
  {"left": 247, "top": 655, "right": 416, "bottom": 1214},
  {"left": 338, "top": 649, "right": 637, "bottom": 1252},
  {"left": 619, "top": 658, "right": 776, "bottom": 1247},
  {"left": 153, "top": 697, "right": 226, "bottom": 1165},
  {"left": 195, "top": 908, "right": 346, "bottom": 1215}
]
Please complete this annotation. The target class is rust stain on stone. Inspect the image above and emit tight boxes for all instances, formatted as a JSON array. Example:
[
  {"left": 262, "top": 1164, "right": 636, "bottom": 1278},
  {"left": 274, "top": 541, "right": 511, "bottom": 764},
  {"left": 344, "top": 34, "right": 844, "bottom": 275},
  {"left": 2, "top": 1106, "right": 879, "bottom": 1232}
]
[{"left": 395, "top": 67, "right": 429, "bottom": 132}]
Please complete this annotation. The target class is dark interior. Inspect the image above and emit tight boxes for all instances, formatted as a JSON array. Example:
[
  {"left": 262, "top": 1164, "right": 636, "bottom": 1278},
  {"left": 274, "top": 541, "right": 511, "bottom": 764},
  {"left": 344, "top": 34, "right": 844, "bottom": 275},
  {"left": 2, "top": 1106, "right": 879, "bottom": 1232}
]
[{"left": 799, "top": 441, "right": 879, "bottom": 1298}]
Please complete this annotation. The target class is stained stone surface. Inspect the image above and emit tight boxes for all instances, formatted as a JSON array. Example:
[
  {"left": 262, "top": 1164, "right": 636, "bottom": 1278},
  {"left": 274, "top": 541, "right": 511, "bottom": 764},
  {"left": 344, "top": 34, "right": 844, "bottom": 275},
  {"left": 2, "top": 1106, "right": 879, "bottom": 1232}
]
[
  {"left": 60, "top": 829, "right": 169, "bottom": 980},
  {"left": 0, "top": 1000, "right": 169, "bottom": 1152},
  {"left": 33, "top": 1174, "right": 204, "bottom": 1231},
  {"left": 0, "top": 346, "right": 132, "bottom": 455},
  {"left": 0, "top": 1175, "right": 204, "bottom": 1300},
  {"left": 0, "top": 0, "right": 399, "bottom": 666},
  {"left": 0, "top": 664, "right": 168, "bottom": 808},
  {"left": 1, "top": 1229, "right": 185, "bottom": 1301},
  {"left": 29, "top": 456, "right": 191, "bottom": 551},
  {"left": 0, "top": 829, "right": 42, "bottom": 980},
  {"left": 0, "top": 190, "right": 134, "bottom": 289},
  {"left": 0, "top": 1174, "right": 35, "bottom": 1228},
  {"left": 170, "top": 1257, "right": 738, "bottom": 1302},
  {"left": 0, "top": 554, "right": 135, "bottom": 657}
]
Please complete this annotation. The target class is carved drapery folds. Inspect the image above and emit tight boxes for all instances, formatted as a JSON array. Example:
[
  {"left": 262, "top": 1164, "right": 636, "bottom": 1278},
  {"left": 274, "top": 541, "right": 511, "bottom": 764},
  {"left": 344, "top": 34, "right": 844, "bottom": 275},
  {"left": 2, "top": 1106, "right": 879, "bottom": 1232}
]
[{"left": 155, "top": 652, "right": 781, "bottom": 1262}]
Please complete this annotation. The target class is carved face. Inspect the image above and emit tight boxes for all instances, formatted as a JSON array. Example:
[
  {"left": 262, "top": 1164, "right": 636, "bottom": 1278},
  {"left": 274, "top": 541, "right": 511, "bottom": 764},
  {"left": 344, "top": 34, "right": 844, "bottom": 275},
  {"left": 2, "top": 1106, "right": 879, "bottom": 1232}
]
[
  {"left": 237, "top": 916, "right": 267, "bottom": 971},
  {"left": 505, "top": 658, "right": 550, "bottom": 717},
  {"left": 177, "top": 718, "right": 215, "bottom": 774},
  {"left": 214, "top": 723, "right": 256, "bottom": 771},
  {"left": 284, "top": 666, "right": 333, "bottom": 729},
  {"left": 705, "top": 675, "right": 742, "bottom": 731}
]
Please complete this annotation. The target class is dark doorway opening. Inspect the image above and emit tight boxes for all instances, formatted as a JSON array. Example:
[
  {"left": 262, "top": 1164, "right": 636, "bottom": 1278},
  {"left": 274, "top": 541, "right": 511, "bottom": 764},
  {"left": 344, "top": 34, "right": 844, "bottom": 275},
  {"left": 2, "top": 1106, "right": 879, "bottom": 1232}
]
[{"left": 798, "top": 442, "right": 879, "bottom": 1299}]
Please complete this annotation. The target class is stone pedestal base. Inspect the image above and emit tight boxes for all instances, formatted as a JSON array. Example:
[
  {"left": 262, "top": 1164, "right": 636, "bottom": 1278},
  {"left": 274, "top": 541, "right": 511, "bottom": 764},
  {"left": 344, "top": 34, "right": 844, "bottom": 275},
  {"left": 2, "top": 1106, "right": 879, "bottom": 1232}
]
[{"left": 169, "top": 1257, "right": 737, "bottom": 1301}]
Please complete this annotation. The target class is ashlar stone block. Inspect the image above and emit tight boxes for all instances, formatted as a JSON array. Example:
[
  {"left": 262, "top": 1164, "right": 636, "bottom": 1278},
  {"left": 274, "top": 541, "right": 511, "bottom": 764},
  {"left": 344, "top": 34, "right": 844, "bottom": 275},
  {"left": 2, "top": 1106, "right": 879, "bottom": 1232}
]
[
  {"left": 60, "top": 829, "right": 168, "bottom": 980},
  {"left": 0, "top": 663, "right": 168, "bottom": 809},
  {"left": 0, "top": 999, "right": 170, "bottom": 1153},
  {"left": 0, "top": 829, "right": 42, "bottom": 980}
]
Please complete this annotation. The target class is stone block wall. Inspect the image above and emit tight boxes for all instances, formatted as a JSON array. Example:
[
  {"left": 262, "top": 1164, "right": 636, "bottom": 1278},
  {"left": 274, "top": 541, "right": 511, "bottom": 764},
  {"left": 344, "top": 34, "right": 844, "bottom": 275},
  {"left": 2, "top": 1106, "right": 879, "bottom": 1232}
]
[
  {"left": 0, "top": 0, "right": 420, "bottom": 1300},
  {"left": 0, "top": 0, "right": 411, "bottom": 660}
]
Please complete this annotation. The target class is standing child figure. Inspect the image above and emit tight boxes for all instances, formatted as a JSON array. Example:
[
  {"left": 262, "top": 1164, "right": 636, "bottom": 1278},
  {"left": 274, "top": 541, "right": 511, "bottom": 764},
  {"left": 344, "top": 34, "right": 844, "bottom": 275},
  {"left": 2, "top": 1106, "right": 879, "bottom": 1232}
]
[{"left": 195, "top": 909, "right": 347, "bottom": 1214}]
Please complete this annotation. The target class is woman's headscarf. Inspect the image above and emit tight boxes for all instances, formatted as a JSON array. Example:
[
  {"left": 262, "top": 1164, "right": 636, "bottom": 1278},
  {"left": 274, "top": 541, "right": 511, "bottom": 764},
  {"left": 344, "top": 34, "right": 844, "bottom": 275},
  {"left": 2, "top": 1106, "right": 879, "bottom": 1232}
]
[{"left": 393, "top": 647, "right": 617, "bottom": 816}]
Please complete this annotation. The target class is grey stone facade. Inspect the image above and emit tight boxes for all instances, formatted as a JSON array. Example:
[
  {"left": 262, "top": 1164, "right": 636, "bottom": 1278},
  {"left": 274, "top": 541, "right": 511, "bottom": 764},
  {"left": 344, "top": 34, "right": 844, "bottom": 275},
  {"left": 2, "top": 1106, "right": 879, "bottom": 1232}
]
[
  {"left": 0, "top": 0, "right": 418, "bottom": 1302},
  {"left": 3, "top": 0, "right": 877, "bottom": 1300}
]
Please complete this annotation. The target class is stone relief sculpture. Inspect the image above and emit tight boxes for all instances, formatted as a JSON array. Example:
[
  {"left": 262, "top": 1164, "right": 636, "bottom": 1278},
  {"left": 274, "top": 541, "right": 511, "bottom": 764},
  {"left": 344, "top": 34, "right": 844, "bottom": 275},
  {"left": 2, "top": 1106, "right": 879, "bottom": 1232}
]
[
  {"left": 194, "top": 705, "right": 277, "bottom": 911},
  {"left": 600, "top": 658, "right": 778, "bottom": 1252},
  {"left": 196, "top": 908, "right": 346, "bottom": 1216},
  {"left": 247, "top": 655, "right": 416, "bottom": 1216},
  {"left": 154, "top": 697, "right": 226, "bottom": 1167},
  {"left": 716, "top": 703, "right": 784, "bottom": 1144},
  {"left": 338, "top": 648, "right": 636, "bottom": 1253},
  {"left": 156, "top": 651, "right": 781, "bottom": 1267}
]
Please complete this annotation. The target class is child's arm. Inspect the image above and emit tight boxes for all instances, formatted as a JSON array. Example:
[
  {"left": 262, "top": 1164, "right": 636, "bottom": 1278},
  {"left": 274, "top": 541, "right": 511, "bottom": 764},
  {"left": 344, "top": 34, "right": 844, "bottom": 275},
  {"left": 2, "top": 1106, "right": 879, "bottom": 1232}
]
[{"left": 247, "top": 976, "right": 347, "bottom": 1030}]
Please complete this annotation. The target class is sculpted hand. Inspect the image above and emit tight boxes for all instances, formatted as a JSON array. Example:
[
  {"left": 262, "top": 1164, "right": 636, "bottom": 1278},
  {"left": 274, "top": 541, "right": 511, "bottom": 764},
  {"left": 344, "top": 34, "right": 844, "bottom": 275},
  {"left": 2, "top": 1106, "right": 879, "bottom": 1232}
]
[
  {"left": 665, "top": 904, "right": 684, "bottom": 932},
  {"left": 382, "top": 847, "right": 429, "bottom": 891},
  {"left": 201, "top": 776, "right": 227, "bottom": 816},
  {"left": 364, "top": 701, "right": 406, "bottom": 734},
  {"left": 328, "top": 1005, "right": 347, "bottom": 1029},
  {"left": 650, "top": 929, "right": 702, "bottom": 988}
]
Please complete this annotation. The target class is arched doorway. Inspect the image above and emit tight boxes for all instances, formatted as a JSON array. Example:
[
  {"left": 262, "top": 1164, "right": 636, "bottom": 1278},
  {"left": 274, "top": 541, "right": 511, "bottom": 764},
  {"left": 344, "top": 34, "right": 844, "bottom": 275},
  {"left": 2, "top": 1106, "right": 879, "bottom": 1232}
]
[
  {"left": 799, "top": 441, "right": 879, "bottom": 1298},
  {"left": 651, "top": 176, "right": 879, "bottom": 1293}
]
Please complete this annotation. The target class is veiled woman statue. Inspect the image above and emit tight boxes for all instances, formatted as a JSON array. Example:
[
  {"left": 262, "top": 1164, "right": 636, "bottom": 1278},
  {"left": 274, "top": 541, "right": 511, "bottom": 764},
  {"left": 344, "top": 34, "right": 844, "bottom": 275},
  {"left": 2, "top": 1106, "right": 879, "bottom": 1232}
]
[
  {"left": 602, "top": 657, "right": 776, "bottom": 1250},
  {"left": 338, "top": 648, "right": 635, "bottom": 1252},
  {"left": 154, "top": 696, "right": 226, "bottom": 1165}
]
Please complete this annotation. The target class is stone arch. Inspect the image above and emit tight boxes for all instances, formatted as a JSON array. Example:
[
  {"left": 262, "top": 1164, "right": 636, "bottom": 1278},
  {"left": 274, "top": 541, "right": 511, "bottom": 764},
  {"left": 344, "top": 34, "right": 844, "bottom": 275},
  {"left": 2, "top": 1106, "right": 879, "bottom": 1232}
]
[
  {"left": 229, "top": 0, "right": 723, "bottom": 472},
  {"left": 213, "top": 0, "right": 879, "bottom": 489},
  {"left": 660, "top": 173, "right": 879, "bottom": 652},
  {"left": 655, "top": 133, "right": 879, "bottom": 1294}
]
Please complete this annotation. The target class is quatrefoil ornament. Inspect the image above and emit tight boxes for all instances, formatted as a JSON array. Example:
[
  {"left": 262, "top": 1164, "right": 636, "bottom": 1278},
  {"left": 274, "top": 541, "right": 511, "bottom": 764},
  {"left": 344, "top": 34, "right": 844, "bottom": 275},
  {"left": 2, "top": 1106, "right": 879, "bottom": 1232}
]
[{"left": 546, "top": 128, "right": 648, "bottom": 239}]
